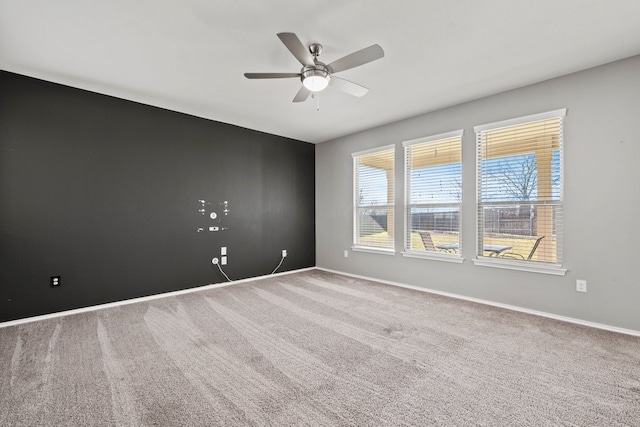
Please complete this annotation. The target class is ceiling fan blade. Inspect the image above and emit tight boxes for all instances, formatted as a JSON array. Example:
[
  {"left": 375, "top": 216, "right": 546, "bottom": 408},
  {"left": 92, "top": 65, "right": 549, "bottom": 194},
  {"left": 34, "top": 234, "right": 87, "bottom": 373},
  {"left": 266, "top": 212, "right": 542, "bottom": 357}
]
[
  {"left": 292, "top": 86, "right": 311, "bottom": 103},
  {"left": 330, "top": 76, "right": 369, "bottom": 97},
  {"left": 277, "top": 32, "right": 315, "bottom": 66},
  {"left": 244, "top": 72, "right": 300, "bottom": 79},
  {"left": 327, "top": 44, "right": 384, "bottom": 74}
]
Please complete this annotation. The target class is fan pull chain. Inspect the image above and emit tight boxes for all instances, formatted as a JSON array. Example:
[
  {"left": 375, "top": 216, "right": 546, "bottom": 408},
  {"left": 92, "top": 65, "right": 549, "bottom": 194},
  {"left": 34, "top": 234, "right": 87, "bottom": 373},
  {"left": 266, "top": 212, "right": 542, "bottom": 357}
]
[{"left": 310, "top": 93, "right": 321, "bottom": 111}]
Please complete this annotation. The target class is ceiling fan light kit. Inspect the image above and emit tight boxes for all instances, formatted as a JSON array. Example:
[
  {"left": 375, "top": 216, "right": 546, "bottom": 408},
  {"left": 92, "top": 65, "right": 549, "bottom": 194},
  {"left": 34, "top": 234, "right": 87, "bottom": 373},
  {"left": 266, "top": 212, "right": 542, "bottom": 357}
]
[
  {"left": 244, "top": 33, "right": 384, "bottom": 103},
  {"left": 301, "top": 66, "right": 330, "bottom": 92}
]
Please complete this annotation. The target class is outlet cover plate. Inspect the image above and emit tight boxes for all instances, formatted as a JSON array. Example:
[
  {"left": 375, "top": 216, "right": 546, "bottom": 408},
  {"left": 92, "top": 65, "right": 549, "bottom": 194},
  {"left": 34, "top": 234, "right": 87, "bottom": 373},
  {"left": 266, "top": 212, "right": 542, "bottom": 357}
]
[{"left": 576, "top": 280, "right": 587, "bottom": 292}]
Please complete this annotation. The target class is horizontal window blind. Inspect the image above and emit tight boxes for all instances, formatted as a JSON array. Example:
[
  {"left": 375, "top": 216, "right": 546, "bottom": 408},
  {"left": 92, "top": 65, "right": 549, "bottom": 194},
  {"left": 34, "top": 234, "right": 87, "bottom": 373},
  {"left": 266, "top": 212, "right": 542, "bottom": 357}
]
[
  {"left": 353, "top": 145, "right": 395, "bottom": 249},
  {"left": 404, "top": 131, "right": 463, "bottom": 254},
  {"left": 476, "top": 110, "right": 565, "bottom": 264}
]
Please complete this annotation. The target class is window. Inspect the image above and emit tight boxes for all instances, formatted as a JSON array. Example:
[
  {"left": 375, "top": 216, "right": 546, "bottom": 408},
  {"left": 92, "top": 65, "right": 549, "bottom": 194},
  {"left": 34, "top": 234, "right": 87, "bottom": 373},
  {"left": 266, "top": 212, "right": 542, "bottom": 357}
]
[
  {"left": 403, "top": 130, "right": 463, "bottom": 262},
  {"left": 353, "top": 145, "right": 395, "bottom": 253},
  {"left": 474, "top": 109, "right": 566, "bottom": 274}
]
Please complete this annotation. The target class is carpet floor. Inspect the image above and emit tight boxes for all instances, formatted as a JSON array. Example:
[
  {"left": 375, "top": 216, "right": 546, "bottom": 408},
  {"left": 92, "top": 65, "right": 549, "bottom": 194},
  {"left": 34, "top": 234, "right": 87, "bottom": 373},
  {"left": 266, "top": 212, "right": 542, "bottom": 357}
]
[{"left": 1, "top": 269, "right": 639, "bottom": 426}]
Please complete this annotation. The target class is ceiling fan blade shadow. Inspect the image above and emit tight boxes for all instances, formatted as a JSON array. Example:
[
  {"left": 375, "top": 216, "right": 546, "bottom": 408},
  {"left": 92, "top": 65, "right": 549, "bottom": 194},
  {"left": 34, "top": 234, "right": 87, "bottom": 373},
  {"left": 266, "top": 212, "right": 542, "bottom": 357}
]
[
  {"left": 327, "top": 44, "right": 384, "bottom": 74},
  {"left": 292, "top": 86, "right": 311, "bottom": 103},
  {"left": 330, "top": 76, "right": 369, "bottom": 97},
  {"left": 244, "top": 73, "right": 300, "bottom": 79},
  {"left": 277, "top": 32, "right": 314, "bottom": 66}
]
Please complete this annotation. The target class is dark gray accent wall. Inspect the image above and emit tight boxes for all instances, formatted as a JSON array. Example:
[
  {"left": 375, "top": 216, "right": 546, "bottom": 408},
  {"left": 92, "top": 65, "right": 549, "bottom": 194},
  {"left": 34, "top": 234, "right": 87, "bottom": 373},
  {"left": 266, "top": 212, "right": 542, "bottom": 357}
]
[{"left": 0, "top": 71, "right": 315, "bottom": 322}]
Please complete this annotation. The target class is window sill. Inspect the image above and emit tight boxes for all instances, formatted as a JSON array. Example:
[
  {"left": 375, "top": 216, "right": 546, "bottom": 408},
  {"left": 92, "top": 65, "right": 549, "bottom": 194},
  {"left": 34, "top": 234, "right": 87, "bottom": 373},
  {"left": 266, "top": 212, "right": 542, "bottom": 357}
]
[
  {"left": 351, "top": 246, "right": 396, "bottom": 256},
  {"left": 402, "top": 250, "right": 464, "bottom": 264},
  {"left": 472, "top": 257, "right": 567, "bottom": 276}
]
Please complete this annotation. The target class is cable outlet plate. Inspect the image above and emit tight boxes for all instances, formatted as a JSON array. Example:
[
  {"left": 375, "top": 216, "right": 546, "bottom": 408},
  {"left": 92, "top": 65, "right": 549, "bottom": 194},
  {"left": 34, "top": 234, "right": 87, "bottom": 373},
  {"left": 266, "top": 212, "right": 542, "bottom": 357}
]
[
  {"left": 50, "top": 276, "right": 61, "bottom": 287},
  {"left": 282, "top": 249, "right": 287, "bottom": 257}
]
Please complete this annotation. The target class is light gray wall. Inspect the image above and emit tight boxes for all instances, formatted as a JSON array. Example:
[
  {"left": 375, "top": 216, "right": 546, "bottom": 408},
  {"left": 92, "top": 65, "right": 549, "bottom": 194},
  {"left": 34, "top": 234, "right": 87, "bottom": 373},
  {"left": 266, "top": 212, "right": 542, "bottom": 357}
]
[{"left": 316, "top": 55, "right": 640, "bottom": 332}]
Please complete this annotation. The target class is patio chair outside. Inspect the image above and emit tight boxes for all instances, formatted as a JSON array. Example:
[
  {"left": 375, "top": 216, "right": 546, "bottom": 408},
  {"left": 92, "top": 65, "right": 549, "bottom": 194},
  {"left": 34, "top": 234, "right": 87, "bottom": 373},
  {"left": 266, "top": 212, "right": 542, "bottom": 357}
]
[
  {"left": 417, "top": 231, "right": 437, "bottom": 251},
  {"left": 500, "top": 236, "right": 545, "bottom": 261}
]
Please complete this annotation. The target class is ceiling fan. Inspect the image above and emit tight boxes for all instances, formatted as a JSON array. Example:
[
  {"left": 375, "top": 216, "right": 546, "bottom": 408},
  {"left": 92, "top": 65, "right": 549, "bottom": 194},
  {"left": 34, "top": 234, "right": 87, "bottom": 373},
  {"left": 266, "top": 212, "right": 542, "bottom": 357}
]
[{"left": 244, "top": 32, "right": 384, "bottom": 103}]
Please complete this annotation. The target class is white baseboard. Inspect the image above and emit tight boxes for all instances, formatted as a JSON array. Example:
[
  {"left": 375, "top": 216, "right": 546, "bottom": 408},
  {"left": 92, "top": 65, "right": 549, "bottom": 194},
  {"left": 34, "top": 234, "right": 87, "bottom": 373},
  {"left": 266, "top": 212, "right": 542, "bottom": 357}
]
[
  {"left": 6, "top": 266, "right": 638, "bottom": 337},
  {"left": 316, "top": 267, "right": 640, "bottom": 337},
  {"left": 0, "top": 267, "right": 315, "bottom": 329}
]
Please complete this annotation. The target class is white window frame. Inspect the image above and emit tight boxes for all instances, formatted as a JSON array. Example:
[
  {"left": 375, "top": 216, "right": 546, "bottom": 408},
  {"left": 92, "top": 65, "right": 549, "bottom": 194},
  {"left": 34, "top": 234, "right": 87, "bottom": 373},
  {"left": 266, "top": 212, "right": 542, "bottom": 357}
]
[
  {"left": 352, "top": 144, "right": 396, "bottom": 255},
  {"left": 473, "top": 109, "right": 567, "bottom": 275},
  {"left": 402, "top": 130, "right": 464, "bottom": 263}
]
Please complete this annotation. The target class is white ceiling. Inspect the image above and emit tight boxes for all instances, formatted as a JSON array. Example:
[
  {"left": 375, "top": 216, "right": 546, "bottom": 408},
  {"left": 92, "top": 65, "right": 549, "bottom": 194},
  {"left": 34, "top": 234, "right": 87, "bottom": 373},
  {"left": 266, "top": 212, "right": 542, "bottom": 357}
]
[{"left": 2, "top": 1, "right": 640, "bottom": 144}]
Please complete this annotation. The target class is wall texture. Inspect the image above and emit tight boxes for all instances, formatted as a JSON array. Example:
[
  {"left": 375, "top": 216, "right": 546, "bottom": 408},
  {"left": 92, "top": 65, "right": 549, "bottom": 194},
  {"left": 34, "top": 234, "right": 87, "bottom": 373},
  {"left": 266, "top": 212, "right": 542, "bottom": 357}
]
[
  {"left": 0, "top": 71, "right": 315, "bottom": 322},
  {"left": 316, "top": 55, "right": 640, "bottom": 332}
]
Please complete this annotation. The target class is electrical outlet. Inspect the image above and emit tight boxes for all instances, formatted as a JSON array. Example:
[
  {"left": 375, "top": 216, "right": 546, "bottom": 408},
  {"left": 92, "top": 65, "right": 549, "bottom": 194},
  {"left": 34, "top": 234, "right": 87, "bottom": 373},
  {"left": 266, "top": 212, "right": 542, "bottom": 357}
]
[
  {"left": 576, "top": 280, "right": 587, "bottom": 293},
  {"left": 282, "top": 249, "right": 287, "bottom": 257},
  {"left": 344, "top": 250, "right": 349, "bottom": 258},
  {"left": 221, "top": 246, "right": 227, "bottom": 256},
  {"left": 221, "top": 256, "right": 227, "bottom": 265},
  {"left": 50, "top": 276, "right": 61, "bottom": 287}
]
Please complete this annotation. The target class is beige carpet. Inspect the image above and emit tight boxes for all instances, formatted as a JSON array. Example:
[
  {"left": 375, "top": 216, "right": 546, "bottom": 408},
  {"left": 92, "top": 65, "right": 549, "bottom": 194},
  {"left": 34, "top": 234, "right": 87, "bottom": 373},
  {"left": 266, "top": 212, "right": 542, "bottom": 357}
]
[{"left": 1, "top": 269, "right": 639, "bottom": 426}]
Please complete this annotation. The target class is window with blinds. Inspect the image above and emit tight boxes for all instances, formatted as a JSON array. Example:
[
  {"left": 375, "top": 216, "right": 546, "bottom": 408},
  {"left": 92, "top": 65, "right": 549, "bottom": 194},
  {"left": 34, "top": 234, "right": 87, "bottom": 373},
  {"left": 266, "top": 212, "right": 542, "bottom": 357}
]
[
  {"left": 403, "top": 131, "right": 463, "bottom": 258},
  {"left": 475, "top": 109, "right": 565, "bottom": 268},
  {"left": 353, "top": 145, "right": 395, "bottom": 251}
]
